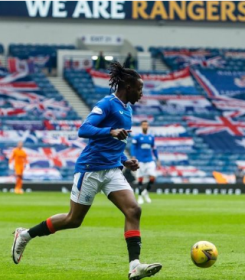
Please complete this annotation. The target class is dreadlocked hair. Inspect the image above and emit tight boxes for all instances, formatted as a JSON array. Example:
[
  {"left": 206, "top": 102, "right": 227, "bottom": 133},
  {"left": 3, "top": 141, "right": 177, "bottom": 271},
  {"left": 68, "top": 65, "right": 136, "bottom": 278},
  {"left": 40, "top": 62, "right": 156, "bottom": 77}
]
[{"left": 109, "top": 61, "right": 141, "bottom": 92}]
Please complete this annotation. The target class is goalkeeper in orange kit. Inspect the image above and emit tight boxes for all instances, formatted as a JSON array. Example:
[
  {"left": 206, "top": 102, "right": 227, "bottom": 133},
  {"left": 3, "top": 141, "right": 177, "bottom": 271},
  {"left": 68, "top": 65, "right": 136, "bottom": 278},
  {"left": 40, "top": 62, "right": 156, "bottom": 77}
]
[{"left": 9, "top": 142, "right": 29, "bottom": 194}]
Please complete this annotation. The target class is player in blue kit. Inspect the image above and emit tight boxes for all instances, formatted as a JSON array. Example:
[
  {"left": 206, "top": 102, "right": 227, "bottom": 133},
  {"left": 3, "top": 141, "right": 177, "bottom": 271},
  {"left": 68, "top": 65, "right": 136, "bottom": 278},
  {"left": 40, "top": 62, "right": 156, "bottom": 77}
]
[
  {"left": 11, "top": 62, "right": 162, "bottom": 280},
  {"left": 131, "top": 120, "right": 161, "bottom": 204}
]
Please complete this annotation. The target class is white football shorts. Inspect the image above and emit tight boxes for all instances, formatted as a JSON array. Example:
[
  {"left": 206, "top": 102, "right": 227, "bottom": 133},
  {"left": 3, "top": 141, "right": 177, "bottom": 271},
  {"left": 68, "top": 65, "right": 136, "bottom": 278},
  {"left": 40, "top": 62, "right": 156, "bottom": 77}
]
[
  {"left": 70, "top": 168, "right": 133, "bottom": 205},
  {"left": 136, "top": 161, "right": 157, "bottom": 179}
]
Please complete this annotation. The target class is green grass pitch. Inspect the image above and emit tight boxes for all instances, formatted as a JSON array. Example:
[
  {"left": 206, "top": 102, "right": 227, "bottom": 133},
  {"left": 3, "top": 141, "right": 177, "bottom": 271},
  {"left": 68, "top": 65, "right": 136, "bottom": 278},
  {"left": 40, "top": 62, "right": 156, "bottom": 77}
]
[{"left": 0, "top": 192, "right": 245, "bottom": 280}]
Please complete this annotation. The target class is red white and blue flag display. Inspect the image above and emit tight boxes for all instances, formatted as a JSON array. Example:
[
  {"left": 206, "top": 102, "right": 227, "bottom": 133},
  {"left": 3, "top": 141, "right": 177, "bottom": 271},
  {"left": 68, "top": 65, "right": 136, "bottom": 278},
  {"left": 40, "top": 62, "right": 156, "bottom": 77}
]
[
  {"left": 23, "top": 168, "right": 62, "bottom": 181},
  {"left": 0, "top": 72, "right": 38, "bottom": 91},
  {"left": 0, "top": 120, "right": 82, "bottom": 131},
  {"left": 211, "top": 96, "right": 245, "bottom": 118},
  {"left": 36, "top": 131, "right": 87, "bottom": 148},
  {"left": 8, "top": 57, "right": 35, "bottom": 73},
  {"left": 133, "top": 95, "right": 213, "bottom": 115},
  {"left": 192, "top": 69, "right": 245, "bottom": 98},
  {"left": 8, "top": 56, "right": 51, "bottom": 72},
  {"left": 43, "top": 120, "right": 82, "bottom": 131},
  {"left": 174, "top": 56, "right": 225, "bottom": 68},
  {"left": 132, "top": 115, "right": 155, "bottom": 124},
  {"left": 184, "top": 115, "right": 245, "bottom": 136},
  {"left": 157, "top": 166, "right": 206, "bottom": 178},
  {"left": 0, "top": 130, "right": 87, "bottom": 148},
  {"left": 4, "top": 146, "right": 82, "bottom": 168},
  {"left": 0, "top": 108, "right": 26, "bottom": 116},
  {"left": 155, "top": 137, "right": 194, "bottom": 152},
  {"left": 29, "top": 55, "right": 50, "bottom": 68},
  {"left": 158, "top": 152, "right": 189, "bottom": 164},
  {"left": 162, "top": 49, "right": 226, "bottom": 70},
  {"left": 0, "top": 130, "right": 38, "bottom": 144},
  {"left": 185, "top": 115, "right": 245, "bottom": 152},
  {"left": 89, "top": 70, "right": 110, "bottom": 93},
  {"left": 131, "top": 124, "right": 188, "bottom": 137},
  {"left": 224, "top": 51, "right": 245, "bottom": 59},
  {"left": 163, "top": 50, "right": 212, "bottom": 57},
  {"left": 0, "top": 72, "right": 71, "bottom": 118},
  {"left": 1, "top": 120, "right": 43, "bottom": 130},
  {"left": 90, "top": 68, "right": 198, "bottom": 95},
  {"left": 140, "top": 68, "right": 198, "bottom": 95}
]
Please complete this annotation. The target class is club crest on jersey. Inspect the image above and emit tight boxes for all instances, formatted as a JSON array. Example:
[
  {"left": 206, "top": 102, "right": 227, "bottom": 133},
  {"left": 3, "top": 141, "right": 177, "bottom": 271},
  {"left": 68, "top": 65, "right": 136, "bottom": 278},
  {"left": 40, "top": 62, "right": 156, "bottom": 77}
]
[
  {"left": 85, "top": 194, "right": 92, "bottom": 202},
  {"left": 92, "top": 106, "right": 103, "bottom": 114}
]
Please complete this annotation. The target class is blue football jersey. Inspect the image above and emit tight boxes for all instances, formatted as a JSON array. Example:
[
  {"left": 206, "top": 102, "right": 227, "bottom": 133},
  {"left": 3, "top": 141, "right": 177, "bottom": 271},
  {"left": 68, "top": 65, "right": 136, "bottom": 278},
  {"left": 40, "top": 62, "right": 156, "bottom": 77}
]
[
  {"left": 75, "top": 95, "right": 132, "bottom": 173},
  {"left": 131, "top": 133, "right": 158, "bottom": 163}
]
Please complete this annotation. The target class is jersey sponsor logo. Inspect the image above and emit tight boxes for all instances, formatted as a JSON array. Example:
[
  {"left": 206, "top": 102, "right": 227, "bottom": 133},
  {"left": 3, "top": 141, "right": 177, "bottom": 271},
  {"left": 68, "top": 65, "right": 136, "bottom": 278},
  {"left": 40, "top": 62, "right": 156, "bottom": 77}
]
[
  {"left": 92, "top": 106, "right": 103, "bottom": 114},
  {"left": 141, "top": 143, "right": 151, "bottom": 149}
]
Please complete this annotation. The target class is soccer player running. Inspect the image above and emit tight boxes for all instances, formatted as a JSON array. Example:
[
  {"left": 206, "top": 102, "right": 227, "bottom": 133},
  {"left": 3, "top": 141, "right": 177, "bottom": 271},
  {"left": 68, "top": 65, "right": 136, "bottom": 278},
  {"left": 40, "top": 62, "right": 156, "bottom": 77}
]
[
  {"left": 131, "top": 121, "right": 161, "bottom": 204},
  {"left": 9, "top": 141, "right": 29, "bottom": 194},
  {"left": 12, "top": 62, "right": 162, "bottom": 280}
]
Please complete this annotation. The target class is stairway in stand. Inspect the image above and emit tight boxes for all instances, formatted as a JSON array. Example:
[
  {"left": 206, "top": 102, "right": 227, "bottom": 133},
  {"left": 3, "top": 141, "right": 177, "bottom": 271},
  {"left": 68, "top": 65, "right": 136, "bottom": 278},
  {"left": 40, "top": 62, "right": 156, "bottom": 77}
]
[{"left": 48, "top": 77, "right": 90, "bottom": 119}]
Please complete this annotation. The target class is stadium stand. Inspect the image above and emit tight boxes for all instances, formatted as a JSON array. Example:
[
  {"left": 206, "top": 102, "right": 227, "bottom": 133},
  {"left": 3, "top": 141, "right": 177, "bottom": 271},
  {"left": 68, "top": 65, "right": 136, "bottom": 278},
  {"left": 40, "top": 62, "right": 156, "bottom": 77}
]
[
  {"left": 1, "top": 45, "right": 245, "bottom": 183},
  {"left": 148, "top": 47, "right": 245, "bottom": 71},
  {"left": 0, "top": 44, "right": 4, "bottom": 54},
  {"left": 64, "top": 47, "right": 245, "bottom": 183},
  {"left": 8, "top": 44, "right": 76, "bottom": 71},
  {"left": 0, "top": 67, "right": 84, "bottom": 182}
]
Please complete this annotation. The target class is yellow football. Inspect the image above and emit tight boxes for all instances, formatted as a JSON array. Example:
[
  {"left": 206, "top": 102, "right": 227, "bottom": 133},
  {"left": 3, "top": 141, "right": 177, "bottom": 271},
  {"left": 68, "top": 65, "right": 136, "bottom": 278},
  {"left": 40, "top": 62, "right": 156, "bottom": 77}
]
[{"left": 191, "top": 241, "right": 218, "bottom": 268}]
